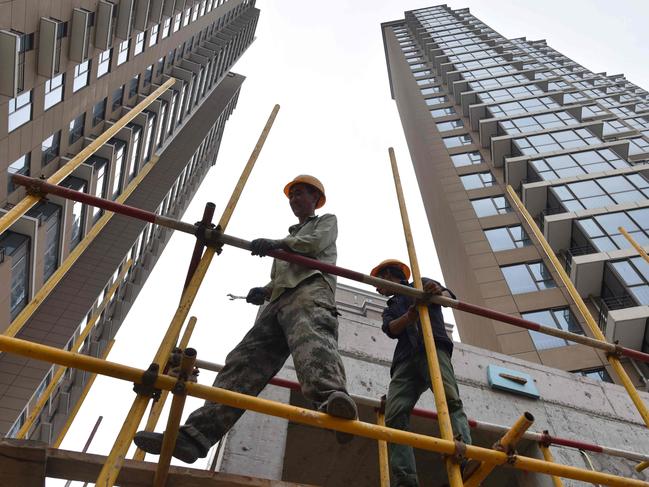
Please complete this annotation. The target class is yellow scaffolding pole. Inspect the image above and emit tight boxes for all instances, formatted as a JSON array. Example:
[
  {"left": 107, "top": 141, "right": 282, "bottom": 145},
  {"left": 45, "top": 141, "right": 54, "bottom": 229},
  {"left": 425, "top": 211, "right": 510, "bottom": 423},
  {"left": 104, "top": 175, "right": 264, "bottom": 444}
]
[
  {"left": 376, "top": 408, "right": 390, "bottom": 487},
  {"left": 0, "top": 334, "right": 646, "bottom": 487},
  {"left": 540, "top": 445, "right": 565, "bottom": 487},
  {"left": 619, "top": 226, "right": 649, "bottom": 265},
  {"left": 133, "top": 316, "right": 197, "bottom": 461},
  {"left": 15, "top": 260, "right": 132, "bottom": 439},
  {"left": 0, "top": 78, "right": 175, "bottom": 237},
  {"left": 95, "top": 104, "right": 280, "bottom": 487},
  {"left": 507, "top": 186, "right": 649, "bottom": 427},
  {"left": 388, "top": 147, "right": 464, "bottom": 487}
]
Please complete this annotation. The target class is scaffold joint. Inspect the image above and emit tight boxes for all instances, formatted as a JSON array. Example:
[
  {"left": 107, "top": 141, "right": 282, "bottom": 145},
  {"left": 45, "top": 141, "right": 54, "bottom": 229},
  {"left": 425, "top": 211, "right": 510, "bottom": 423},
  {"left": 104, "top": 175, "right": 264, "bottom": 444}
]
[
  {"left": 377, "top": 394, "right": 386, "bottom": 414},
  {"left": 19, "top": 174, "right": 48, "bottom": 199},
  {"left": 133, "top": 363, "right": 162, "bottom": 401},
  {"left": 451, "top": 438, "right": 467, "bottom": 464},
  {"left": 195, "top": 223, "right": 223, "bottom": 254},
  {"left": 606, "top": 342, "right": 624, "bottom": 359},
  {"left": 540, "top": 430, "right": 553, "bottom": 448}
]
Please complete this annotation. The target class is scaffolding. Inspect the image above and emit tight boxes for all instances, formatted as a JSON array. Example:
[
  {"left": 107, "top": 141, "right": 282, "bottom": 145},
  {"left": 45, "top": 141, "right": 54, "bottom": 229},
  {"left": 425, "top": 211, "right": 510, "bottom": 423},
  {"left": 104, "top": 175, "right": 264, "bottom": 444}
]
[{"left": 1, "top": 105, "right": 649, "bottom": 487}]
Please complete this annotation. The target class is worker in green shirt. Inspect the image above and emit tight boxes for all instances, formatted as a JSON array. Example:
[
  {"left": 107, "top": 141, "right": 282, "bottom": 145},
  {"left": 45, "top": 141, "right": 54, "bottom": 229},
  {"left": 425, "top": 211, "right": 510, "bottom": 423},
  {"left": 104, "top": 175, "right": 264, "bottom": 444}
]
[{"left": 135, "top": 175, "right": 357, "bottom": 463}]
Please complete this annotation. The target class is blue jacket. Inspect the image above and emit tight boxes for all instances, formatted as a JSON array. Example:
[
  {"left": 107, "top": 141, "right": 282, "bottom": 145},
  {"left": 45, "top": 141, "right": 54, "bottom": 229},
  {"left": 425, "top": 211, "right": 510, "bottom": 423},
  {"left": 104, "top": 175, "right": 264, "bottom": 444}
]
[{"left": 381, "top": 278, "right": 455, "bottom": 376}]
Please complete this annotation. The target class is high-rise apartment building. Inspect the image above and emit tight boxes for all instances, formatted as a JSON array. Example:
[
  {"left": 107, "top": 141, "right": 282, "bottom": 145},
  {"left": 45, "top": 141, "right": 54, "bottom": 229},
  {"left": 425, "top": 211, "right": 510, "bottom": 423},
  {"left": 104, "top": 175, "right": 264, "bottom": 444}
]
[
  {"left": 0, "top": 0, "right": 259, "bottom": 442},
  {"left": 382, "top": 6, "right": 649, "bottom": 386}
]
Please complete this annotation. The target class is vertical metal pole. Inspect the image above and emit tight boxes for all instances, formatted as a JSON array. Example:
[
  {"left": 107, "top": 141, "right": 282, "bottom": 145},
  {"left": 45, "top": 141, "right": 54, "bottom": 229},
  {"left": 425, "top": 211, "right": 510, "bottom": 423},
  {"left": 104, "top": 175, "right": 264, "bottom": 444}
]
[
  {"left": 541, "top": 445, "right": 565, "bottom": 487},
  {"left": 183, "top": 204, "right": 216, "bottom": 290},
  {"left": 376, "top": 408, "right": 391, "bottom": 487},
  {"left": 64, "top": 415, "right": 103, "bottom": 487},
  {"left": 133, "top": 316, "right": 198, "bottom": 461},
  {"left": 388, "top": 147, "right": 464, "bottom": 487},
  {"left": 95, "top": 104, "right": 280, "bottom": 487}
]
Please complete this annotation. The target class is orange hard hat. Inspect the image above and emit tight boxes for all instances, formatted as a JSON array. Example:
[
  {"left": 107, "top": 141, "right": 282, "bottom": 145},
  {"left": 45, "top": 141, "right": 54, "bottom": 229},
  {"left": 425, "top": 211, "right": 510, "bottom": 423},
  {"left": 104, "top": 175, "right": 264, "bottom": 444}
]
[
  {"left": 371, "top": 259, "right": 411, "bottom": 280},
  {"left": 284, "top": 175, "right": 326, "bottom": 209}
]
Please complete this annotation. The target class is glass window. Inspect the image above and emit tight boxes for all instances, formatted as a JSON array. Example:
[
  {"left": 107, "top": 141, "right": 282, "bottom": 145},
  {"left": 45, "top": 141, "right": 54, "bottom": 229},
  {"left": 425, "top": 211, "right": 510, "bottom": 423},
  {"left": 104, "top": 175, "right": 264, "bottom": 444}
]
[
  {"left": 484, "top": 225, "right": 531, "bottom": 251},
  {"left": 68, "top": 113, "right": 85, "bottom": 144},
  {"left": 431, "top": 107, "right": 456, "bottom": 118},
  {"left": 126, "top": 125, "right": 142, "bottom": 180},
  {"left": 443, "top": 134, "right": 473, "bottom": 149},
  {"left": 425, "top": 95, "right": 448, "bottom": 106},
  {"left": 92, "top": 98, "right": 106, "bottom": 126},
  {"left": 522, "top": 308, "right": 583, "bottom": 350},
  {"left": 421, "top": 86, "right": 442, "bottom": 96},
  {"left": 471, "top": 195, "right": 511, "bottom": 217},
  {"left": 72, "top": 60, "right": 90, "bottom": 92},
  {"left": 117, "top": 40, "right": 129, "bottom": 65},
  {"left": 451, "top": 151, "right": 483, "bottom": 167},
  {"left": 436, "top": 120, "right": 464, "bottom": 132},
  {"left": 551, "top": 174, "right": 649, "bottom": 212},
  {"left": 97, "top": 48, "right": 111, "bottom": 78},
  {"left": 611, "top": 257, "right": 649, "bottom": 306},
  {"left": 501, "top": 261, "right": 556, "bottom": 294},
  {"left": 8, "top": 90, "right": 32, "bottom": 132},
  {"left": 576, "top": 368, "right": 613, "bottom": 383},
  {"left": 41, "top": 131, "right": 61, "bottom": 167},
  {"left": 514, "top": 128, "right": 601, "bottom": 156},
  {"left": 143, "top": 65, "right": 153, "bottom": 87},
  {"left": 628, "top": 137, "right": 649, "bottom": 156},
  {"left": 0, "top": 231, "right": 31, "bottom": 320},
  {"left": 133, "top": 32, "right": 145, "bottom": 56},
  {"left": 41, "top": 203, "right": 62, "bottom": 281},
  {"left": 460, "top": 171, "right": 495, "bottom": 190},
  {"left": 110, "top": 140, "right": 126, "bottom": 198},
  {"left": 530, "top": 148, "right": 629, "bottom": 181},
  {"left": 62, "top": 176, "right": 86, "bottom": 249},
  {"left": 112, "top": 85, "right": 124, "bottom": 111},
  {"left": 162, "top": 17, "right": 171, "bottom": 38},
  {"left": 89, "top": 156, "right": 108, "bottom": 221},
  {"left": 487, "top": 96, "right": 560, "bottom": 119},
  {"left": 182, "top": 7, "right": 190, "bottom": 27},
  {"left": 498, "top": 111, "right": 576, "bottom": 136},
  {"left": 173, "top": 12, "right": 181, "bottom": 32},
  {"left": 148, "top": 24, "right": 159, "bottom": 47},
  {"left": 478, "top": 84, "right": 543, "bottom": 104},
  {"left": 7, "top": 153, "right": 30, "bottom": 193},
  {"left": 44, "top": 74, "right": 64, "bottom": 110},
  {"left": 156, "top": 56, "right": 165, "bottom": 77},
  {"left": 128, "top": 74, "right": 140, "bottom": 99}
]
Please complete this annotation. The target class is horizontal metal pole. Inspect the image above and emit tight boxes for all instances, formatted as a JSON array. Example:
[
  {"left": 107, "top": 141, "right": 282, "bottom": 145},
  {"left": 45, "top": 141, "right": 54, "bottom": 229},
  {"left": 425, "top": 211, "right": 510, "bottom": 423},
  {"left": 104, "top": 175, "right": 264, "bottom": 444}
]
[
  {"left": 0, "top": 335, "right": 647, "bottom": 487},
  {"left": 12, "top": 175, "right": 649, "bottom": 364},
  {"left": 194, "top": 358, "right": 649, "bottom": 464}
]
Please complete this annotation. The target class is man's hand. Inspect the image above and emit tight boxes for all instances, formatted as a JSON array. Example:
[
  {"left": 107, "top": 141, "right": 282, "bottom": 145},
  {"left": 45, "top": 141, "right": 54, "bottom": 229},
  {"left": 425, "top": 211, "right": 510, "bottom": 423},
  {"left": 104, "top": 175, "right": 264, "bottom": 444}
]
[
  {"left": 423, "top": 280, "right": 444, "bottom": 295},
  {"left": 246, "top": 287, "right": 269, "bottom": 305},
  {"left": 250, "top": 238, "right": 282, "bottom": 256},
  {"left": 405, "top": 305, "right": 419, "bottom": 323}
]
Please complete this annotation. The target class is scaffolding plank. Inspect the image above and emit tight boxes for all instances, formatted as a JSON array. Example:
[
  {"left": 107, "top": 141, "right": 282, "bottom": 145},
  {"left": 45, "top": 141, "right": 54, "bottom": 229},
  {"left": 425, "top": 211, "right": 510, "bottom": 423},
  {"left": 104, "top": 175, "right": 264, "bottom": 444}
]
[
  {"left": 43, "top": 446, "right": 314, "bottom": 486},
  {"left": 0, "top": 439, "right": 47, "bottom": 487}
]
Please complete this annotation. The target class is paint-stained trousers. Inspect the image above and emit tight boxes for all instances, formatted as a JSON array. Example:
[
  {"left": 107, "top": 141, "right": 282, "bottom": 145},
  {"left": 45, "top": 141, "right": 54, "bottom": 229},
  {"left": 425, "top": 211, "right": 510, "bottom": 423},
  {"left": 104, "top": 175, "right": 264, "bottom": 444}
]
[
  {"left": 180, "top": 275, "right": 348, "bottom": 454},
  {"left": 385, "top": 349, "right": 471, "bottom": 487}
]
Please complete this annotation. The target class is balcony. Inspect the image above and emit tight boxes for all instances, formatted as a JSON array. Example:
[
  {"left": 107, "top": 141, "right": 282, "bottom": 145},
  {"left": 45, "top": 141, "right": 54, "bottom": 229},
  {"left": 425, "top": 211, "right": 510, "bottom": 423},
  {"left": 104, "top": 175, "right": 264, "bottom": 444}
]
[{"left": 595, "top": 295, "right": 649, "bottom": 350}]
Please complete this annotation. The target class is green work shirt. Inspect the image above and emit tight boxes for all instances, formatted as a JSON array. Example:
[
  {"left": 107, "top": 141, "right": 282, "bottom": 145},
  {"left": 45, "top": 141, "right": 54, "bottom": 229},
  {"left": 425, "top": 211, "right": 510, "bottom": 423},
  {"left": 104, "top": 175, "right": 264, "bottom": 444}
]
[{"left": 265, "top": 213, "right": 338, "bottom": 302}]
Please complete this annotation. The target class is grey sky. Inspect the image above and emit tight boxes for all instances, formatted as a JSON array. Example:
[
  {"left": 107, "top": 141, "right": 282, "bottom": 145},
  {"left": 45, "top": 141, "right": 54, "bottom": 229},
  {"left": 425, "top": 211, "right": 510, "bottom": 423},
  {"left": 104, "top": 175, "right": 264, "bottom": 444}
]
[{"left": 54, "top": 0, "right": 649, "bottom": 481}]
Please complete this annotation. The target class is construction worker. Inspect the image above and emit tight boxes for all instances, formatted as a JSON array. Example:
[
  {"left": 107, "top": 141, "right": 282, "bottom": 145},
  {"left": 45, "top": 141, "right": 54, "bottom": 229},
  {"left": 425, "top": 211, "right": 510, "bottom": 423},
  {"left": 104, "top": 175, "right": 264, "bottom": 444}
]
[
  {"left": 135, "top": 175, "right": 357, "bottom": 463},
  {"left": 371, "top": 259, "right": 471, "bottom": 487}
]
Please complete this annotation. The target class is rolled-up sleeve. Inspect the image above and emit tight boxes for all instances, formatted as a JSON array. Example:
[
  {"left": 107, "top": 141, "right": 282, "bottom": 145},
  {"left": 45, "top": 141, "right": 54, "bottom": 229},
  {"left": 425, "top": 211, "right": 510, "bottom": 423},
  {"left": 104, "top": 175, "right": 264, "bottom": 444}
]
[{"left": 280, "top": 214, "right": 337, "bottom": 256}]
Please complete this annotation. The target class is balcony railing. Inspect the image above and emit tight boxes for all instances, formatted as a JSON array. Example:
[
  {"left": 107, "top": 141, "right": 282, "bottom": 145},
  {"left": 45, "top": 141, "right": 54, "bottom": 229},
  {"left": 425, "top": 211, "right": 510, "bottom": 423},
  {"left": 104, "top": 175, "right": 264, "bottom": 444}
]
[
  {"left": 593, "top": 294, "right": 638, "bottom": 334},
  {"left": 564, "top": 244, "right": 595, "bottom": 275}
]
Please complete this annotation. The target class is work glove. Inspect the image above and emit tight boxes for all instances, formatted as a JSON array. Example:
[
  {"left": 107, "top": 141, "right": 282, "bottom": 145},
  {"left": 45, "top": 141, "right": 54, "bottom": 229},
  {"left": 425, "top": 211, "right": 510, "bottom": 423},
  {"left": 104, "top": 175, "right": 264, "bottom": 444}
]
[
  {"left": 246, "top": 287, "right": 268, "bottom": 305},
  {"left": 250, "top": 238, "right": 282, "bottom": 256}
]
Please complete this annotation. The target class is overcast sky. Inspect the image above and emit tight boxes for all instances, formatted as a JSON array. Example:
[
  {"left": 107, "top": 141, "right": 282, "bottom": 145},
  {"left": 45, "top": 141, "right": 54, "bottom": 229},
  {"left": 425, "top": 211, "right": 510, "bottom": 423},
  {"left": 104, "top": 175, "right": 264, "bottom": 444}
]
[{"left": 54, "top": 0, "right": 649, "bottom": 483}]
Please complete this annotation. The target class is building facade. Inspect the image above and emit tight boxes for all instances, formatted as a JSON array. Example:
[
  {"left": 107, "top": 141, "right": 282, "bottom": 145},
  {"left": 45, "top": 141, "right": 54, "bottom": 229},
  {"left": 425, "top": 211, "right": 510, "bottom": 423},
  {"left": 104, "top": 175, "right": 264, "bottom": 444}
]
[
  {"left": 0, "top": 0, "right": 259, "bottom": 441},
  {"left": 381, "top": 5, "right": 649, "bottom": 386},
  {"left": 213, "top": 283, "right": 649, "bottom": 486}
]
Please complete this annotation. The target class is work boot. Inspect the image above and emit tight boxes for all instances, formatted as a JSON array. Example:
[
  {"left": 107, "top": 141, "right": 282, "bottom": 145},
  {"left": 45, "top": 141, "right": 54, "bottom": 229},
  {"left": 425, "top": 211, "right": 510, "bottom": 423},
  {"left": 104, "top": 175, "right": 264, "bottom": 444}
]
[
  {"left": 321, "top": 391, "right": 358, "bottom": 444},
  {"left": 134, "top": 430, "right": 205, "bottom": 464}
]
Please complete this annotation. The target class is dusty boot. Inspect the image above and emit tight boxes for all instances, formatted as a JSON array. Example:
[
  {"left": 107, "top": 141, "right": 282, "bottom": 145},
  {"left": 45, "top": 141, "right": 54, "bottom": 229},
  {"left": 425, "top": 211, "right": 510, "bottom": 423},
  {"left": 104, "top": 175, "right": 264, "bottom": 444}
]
[
  {"left": 134, "top": 430, "right": 205, "bottom": 464},
  {"left": 322, "top": 391, "right": 358, "bottom": 444}
]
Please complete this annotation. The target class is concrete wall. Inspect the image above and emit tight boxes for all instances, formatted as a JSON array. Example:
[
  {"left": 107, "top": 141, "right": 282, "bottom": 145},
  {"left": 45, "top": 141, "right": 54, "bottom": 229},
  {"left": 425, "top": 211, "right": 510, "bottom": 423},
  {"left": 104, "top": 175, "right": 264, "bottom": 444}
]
[{"left": 217, "top": 283, "right": 649, "bottom": 486}]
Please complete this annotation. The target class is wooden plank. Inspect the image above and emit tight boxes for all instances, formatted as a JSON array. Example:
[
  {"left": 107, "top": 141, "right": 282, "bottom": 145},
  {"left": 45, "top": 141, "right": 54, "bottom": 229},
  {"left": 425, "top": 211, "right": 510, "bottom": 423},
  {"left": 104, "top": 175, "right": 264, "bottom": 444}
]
[
  {"left": 43, "top": 446, "right": 316, "bottom": 487},
  {"left": 0, "top": 439, "right": 47, "bottom": 487}
]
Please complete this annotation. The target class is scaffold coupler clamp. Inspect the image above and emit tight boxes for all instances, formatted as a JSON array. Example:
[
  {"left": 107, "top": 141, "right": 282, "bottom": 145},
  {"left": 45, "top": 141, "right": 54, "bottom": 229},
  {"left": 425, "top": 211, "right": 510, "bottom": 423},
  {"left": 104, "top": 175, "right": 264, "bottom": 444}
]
[
  {"left": 450, "top": 435, "right": 467, "bottom": 465},
  {"left": 606, "top": 341, "right": 624, "bottom": 359},
  {"left": 493, "top": 439, "right": 517, "bottom": 465},
  {"left": 133, "top": 363, "right": 162, "bottom": 402},
  {"left": 377, "top": 394, "right": 386, "bottom": 415},
  {"left": 169, "top": 347, "right": 198, "bottom": 395},
  {"left": 21, "top": 175, "right": 48, "bottom": 199},
  {"left": 540, "top": 430, "right": 553, "bottom": 449},
  {"left": 195, "top": 222, "right": 223, "bottom": 254}
]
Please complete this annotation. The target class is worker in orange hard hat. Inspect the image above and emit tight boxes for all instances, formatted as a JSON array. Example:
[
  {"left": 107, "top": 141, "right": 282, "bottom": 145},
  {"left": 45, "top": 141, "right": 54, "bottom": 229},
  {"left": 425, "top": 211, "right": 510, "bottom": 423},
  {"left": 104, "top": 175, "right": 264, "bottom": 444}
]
[
  {"left": 136, "top": 175, "right": 357, "bottom": 463},
  {"left": 372, "top": 260, "right": 472, "bottom": 486}
]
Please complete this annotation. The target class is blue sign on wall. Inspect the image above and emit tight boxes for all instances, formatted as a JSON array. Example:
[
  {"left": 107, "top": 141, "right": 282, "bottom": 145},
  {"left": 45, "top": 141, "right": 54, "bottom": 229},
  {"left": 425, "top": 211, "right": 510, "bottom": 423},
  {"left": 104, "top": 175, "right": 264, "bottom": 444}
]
[{"left": 487, "top": 365, "right": 540, "bottom": 399}]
